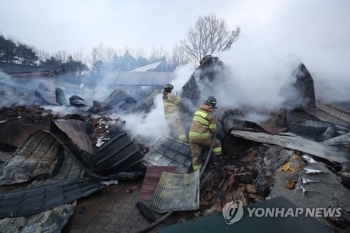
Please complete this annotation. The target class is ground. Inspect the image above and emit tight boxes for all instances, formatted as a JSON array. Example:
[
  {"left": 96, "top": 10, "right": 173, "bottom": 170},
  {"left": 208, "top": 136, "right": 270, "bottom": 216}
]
[{"left": 62, "top": 178, "right": 174, "bottom": 233}]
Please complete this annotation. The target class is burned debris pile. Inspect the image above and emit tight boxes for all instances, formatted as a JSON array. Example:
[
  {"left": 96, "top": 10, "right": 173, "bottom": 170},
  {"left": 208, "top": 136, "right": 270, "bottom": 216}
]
[{"left": 0, "top": 56, "right": 349, "bottom": 233}]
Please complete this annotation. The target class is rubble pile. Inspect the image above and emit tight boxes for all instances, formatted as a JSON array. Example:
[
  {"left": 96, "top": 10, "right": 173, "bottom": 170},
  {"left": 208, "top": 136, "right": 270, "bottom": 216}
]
[{"left": 0, "top": 56, "right": 350, "bottom": 233}]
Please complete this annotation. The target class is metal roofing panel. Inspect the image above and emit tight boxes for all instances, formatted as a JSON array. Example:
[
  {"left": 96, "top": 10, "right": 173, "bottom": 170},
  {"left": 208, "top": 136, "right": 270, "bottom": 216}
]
[
  {"left": 317, "top": 101, "right": 350, "bottom": 123},
  {"left": 152, "top": 72, "right": 168, "bottom": 86},
  {"left": 303, "top": 108, "right": 349, "bottom": 127},
  {"left": 114, "top": 72, "right": 130, "bottom": 85},
  {"left": 132, "top": 61, "right": 162, "bottom": 72},
  {"left": 127, "top": 72, "right": 143, "bottom": 85},
  {"left": 141, "top": 137, "right": 192, "bottom": 167},
  {"left": 0, "top": 150, "right": 84, "bottom": 233},
  {"left": 51, "top": 119, "right": 92, "bottom": 153},
  {"left": 0, "top": 203, "right": 76, "bottom": 233},
  {"left": 231, "top": 130, "right": 350, "bottom": 163},
  {"left": 0, "top": 130, "right": 61, "bottom": 186},
  {"left": 0, "top": 179, "right": 104, "bottom": 218},
  {"left": 92, "top": 131, "right": 143, "bottom": 174},
  {"left": 139, "top": 72, "right": 154, "bottom": 85},
  {"left": 52, "top": 127, "right": 144, "bottom": 180},
  {"left": 151, "top": 170, "right": 199, "bottom": 213}
]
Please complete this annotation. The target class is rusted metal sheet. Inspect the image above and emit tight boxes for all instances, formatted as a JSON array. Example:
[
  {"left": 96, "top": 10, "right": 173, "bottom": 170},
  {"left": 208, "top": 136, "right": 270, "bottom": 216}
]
[
  {"left": 151, "top": 170, "right": 200, "bottom": 213},
  {"left": 51, "top": 119, "right": 92, "bottom": 153},
  {"left": 0, "top": 130, "right": 62, "bottom": 186},
  {"left": 231, "top": 130, "right": 350, "bottom": 163},
  {"left": 139, "top": 166, "right": 181, "bottom": 201}
]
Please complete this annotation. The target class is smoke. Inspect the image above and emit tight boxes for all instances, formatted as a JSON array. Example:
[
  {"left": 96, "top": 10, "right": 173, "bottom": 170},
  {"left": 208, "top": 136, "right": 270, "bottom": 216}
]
[
  {"left": 121, "top": 64, "right": 194, "bottom": 146},
  {"left": 224, "top": 0, "right": 350, "bottom": 105},
  {"left": 121, "top": 94, "right": 167, "bottom": 146}
]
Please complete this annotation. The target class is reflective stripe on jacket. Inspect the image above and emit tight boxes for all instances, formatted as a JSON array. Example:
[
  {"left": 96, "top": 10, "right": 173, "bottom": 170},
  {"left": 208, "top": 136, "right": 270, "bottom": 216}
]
[
  {"left": 189, "top": 104, "right": 217, "bottom": 139},
  {"left": 163, "top": 91, "right": 180, "bottom": 119}
]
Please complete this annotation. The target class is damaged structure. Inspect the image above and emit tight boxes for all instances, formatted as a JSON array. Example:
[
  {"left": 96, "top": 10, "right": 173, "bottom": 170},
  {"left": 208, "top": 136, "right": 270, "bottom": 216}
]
[{"left": 0, "top": 55, "right": 350, "bottom": 233}]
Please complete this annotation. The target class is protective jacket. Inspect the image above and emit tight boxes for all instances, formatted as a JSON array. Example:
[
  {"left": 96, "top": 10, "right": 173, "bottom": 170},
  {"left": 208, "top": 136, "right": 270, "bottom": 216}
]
[
  {"left": 163, "top": 91, "right": 180, "bottom": 118},
  {"left": 189, "top": 104, "right": 217, "bottom": 139},
  {"left": 163, "top": 91, "right": 187, "bottom": 141}
]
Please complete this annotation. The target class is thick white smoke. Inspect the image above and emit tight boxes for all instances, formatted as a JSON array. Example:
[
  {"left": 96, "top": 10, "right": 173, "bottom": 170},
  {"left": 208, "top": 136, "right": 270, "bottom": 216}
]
[{"left": 121, "top": 64, "right": 194, "bottom": 146}]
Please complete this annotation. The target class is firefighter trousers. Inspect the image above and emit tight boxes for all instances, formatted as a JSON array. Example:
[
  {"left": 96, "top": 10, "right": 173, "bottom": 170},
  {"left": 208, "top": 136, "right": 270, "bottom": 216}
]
[
  {"left": 166, "top": 117, "right": 187, "bottom": 141},
  {"left": 189, "top": 137, "right": 222, "bottom": 171}
]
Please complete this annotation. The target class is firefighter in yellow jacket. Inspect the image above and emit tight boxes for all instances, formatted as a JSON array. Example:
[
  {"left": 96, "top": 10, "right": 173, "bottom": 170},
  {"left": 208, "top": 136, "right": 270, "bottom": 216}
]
[
  {"left": 163, "top": 84, "right": 188, "bottom": 142},
  {"left": 189, "top": 96, "right": 222, "bottom": 171}
]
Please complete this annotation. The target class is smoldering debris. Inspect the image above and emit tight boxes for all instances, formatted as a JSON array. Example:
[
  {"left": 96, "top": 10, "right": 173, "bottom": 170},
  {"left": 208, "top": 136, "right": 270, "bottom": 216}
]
[{"left": 1, "top": 55, "right": 350, "bottom": 233}]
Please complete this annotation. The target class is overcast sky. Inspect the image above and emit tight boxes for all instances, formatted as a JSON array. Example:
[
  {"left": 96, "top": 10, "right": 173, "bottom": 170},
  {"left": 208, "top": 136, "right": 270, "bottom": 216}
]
[{"left": 2, "top": 0, "right": 347, "bottom": 56}]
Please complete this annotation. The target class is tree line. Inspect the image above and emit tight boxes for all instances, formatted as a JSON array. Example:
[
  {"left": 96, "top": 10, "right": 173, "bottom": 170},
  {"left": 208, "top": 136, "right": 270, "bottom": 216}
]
[{"left": 0, "top": 14, "right": 240, "bottom": 77}]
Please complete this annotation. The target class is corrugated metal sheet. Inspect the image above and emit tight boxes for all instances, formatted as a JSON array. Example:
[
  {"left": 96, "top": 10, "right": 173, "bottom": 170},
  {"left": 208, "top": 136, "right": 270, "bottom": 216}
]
[
  {"left": 0, "top": 203, "right": 76, "bottom": 233},
  {"left": 139, "top": 166, "right": 181, "bottom": 201},
  {"left": 0, "top": 178, "right": 104, "bottom": 218},
  {"left": 49, "top": 127, "right": 144, "bottom": 180},
  {"left": 231, "top": 130, "right": 350, "bottom": 163},
  {"left": 0, "top": 130, "right": 61, "bottom": 186},
  {"left": 151, "top": 170, "right": 199, "bottom": 213},
  {"left": 51, "top": 119, "right": 92, "bottom": 153},
  {"left": 0, "top": 150, "right": 85, "bottom": 233},
  {"left": 92, "top": 131, "right": 143, "bottom": 174},
  {"left": 141, "top": 137, "right": 192, "bottom": 167}
]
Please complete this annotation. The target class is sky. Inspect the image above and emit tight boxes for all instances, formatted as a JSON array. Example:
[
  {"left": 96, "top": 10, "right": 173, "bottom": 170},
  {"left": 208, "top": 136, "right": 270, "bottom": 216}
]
[{"left": 0, "top": 0, "right": 311, "bottom": 56}]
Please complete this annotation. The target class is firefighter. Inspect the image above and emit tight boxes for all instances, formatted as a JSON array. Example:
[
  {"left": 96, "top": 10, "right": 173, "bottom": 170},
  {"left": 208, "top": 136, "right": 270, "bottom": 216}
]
[
  {"left": 189, "top": 96, "right": 222, "bottom": 171},
  {"left": 163, "top": 83, "right": 188, "bottom": 142}
]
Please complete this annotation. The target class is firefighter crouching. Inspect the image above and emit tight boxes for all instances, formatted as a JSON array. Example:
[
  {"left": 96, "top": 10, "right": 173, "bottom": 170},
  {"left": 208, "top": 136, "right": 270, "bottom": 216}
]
[
  {"left": 163, "top": 84, "right": 188, "bottom": 142},
  {"left": 189, "top": 96, "right": 222, "bottom": 171}
]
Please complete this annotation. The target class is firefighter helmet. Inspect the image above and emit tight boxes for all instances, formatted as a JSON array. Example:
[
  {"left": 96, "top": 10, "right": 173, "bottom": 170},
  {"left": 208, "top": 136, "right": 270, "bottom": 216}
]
[
  {"left": 164, "top": 83, "right": 174, "bottom": 92},
  {"left": 205, "top": 96, "right": 217, "bottom": 107},
  {"left": 164, "top": 83, "right": 174, "bottom": 89}
]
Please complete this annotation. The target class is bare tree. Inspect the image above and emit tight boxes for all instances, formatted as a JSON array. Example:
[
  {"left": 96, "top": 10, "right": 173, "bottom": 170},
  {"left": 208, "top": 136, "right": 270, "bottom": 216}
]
[
  {"left": 54, "top": 50, "right": 70, "bottom": 64},
  {"left": 73, "top": 47, "right": 85, "bottom": 62},
  {"left": 34, "top": 49, "right": 50, "bottom": 66},
  {"left": 171, "top": 44, "right": 191, "bottom": 68},
  {"left": 104, "top": 46, "right": 115, "bottom": 63},
  {"left": 181, "top": 14, "right": 241, "bottom": 64}
]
